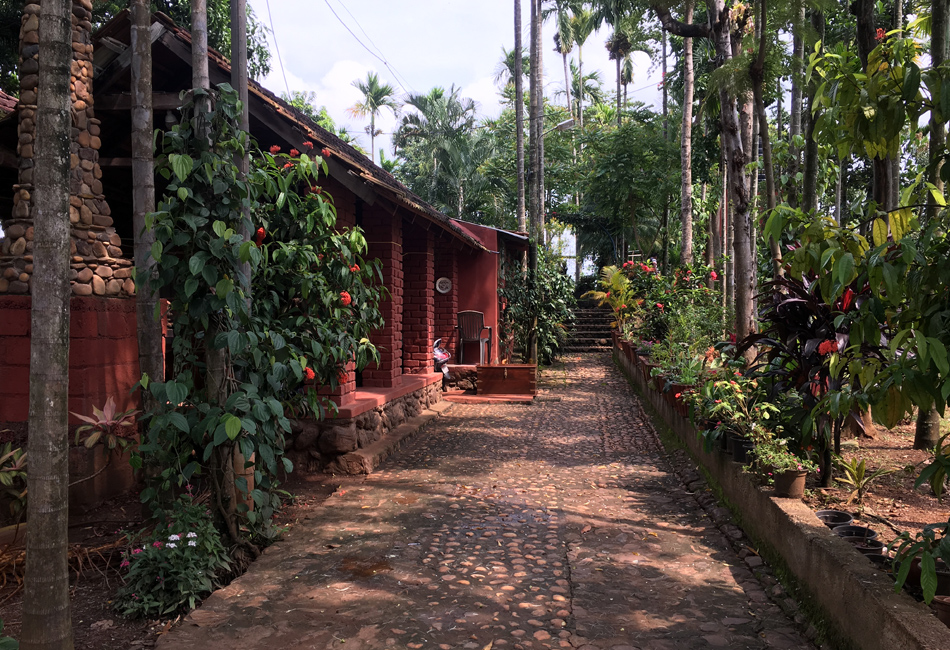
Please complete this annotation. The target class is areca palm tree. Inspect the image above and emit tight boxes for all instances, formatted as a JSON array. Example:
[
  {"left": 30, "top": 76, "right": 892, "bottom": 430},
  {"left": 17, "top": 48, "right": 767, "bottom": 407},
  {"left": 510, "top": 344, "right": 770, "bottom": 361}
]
[
  {"left": 494, "top": 47, "right": 530, "bottom": 90},
  {"left": 348, "top": 72, "right": 398, "bottom": 164},
  {"left": 570, "top": 7, "right": 597, "bottom": 130}
]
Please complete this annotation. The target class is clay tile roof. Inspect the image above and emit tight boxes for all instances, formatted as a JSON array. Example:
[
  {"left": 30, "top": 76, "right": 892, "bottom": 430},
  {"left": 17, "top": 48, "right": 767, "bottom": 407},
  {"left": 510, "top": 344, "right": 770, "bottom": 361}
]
[
  {"left": 0, "top": 90, "right": 17, "bottom": 117},
  {"left": 143, "top": 12, "right": 485, "bottom": 252}
]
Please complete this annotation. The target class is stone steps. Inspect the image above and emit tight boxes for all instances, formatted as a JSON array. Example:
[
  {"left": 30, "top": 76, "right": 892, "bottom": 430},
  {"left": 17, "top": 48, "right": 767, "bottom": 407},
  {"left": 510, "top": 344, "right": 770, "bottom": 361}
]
[{"left": 566, "top": 307, "right": 613, "bottom": 353}]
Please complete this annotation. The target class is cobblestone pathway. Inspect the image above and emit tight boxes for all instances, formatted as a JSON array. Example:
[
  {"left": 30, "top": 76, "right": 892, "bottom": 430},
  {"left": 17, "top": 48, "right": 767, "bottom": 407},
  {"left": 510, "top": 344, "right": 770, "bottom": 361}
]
[{"left": 158, "top": 354, "right": 816, "bottom": 650}]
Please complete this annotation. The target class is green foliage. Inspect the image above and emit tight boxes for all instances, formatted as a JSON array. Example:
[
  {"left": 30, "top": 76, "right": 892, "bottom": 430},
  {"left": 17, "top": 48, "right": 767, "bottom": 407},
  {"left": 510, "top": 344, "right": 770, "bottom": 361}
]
[
  {"left": 0, "top": 619, "right": 17, "bottom": 650},
  {"left": 138, "top": 84, "right": 384, "bottom": 542},
  {"left": 833, "top": 456, "right": 896, "bottom": 504},
  {"left": 0, "top": 443, "right": 26, "bottom": 519},
  {"left": 113, "top": 494, "right": 231, "bottom": 618},
  {"left": 499, "top": 249, "right": 575, "bottom": 365},
  {"left": 890, "top": 519, "right": 950, "bottom": 605},
  {"left": 915, "top": 433, "right": 950, "bottom": 499}
]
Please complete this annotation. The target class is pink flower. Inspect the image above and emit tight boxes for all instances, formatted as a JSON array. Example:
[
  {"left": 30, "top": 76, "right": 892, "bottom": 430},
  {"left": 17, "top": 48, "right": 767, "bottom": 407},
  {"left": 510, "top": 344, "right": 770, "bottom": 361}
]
[
  {"left": 152, "top": 541, "right": 163, "bottom": 548},
  {"left": 132, "top": 548, "right": 143, "bottom": 555},
  {"left": 120, "top": 559, "right": 130, "bottom": 568},
  {"left": 710, "top": 271, "right": 718, "bottom": 281}
]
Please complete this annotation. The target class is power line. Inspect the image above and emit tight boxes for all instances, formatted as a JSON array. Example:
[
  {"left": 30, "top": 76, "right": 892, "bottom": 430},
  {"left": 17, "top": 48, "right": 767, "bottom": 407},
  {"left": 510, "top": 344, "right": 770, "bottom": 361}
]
[
  {"left": 335, "top": 0, "right": 416, "bottom": 95},
  {"left": 322, "top": 0, "right": 415, "bottom": 96},
  {"left": 264, "top": 0, "right": 291, "bottom": 96}
]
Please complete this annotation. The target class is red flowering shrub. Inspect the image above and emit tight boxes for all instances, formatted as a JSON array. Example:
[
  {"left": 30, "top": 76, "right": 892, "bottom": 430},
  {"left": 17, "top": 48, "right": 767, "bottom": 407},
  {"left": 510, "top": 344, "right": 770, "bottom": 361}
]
[
  {"left": 304, "top": 367, "right": 315, "bottom": 381},
  {"left": 303, "top": 141, "right": 314, "bottom": 149},
  {"left": 269, "top": 145, "right": 281, "bottom": 154},
  {"left": 321, "top": 148, "right": 332, "bottom": 158},
  {"left": 289, "top": 148, "right": 300, "bottom": 157},
  {"left": 875, "top": 27, "right": 886, "bottom": 41},
  {"left": 255, "top": 227, "right": 265, "bottom": 246},
  {"left": 350, "top": 264, "right": 360, "bottom": 273},
  {"left": 710, "top": 271, "right": 718, "bottom": 281},
  {"left": 818, "top": 339, "right": 838, "bottom": 356},
  {"left": 340, "top": 291, "right": 352, "bottom": 306}
]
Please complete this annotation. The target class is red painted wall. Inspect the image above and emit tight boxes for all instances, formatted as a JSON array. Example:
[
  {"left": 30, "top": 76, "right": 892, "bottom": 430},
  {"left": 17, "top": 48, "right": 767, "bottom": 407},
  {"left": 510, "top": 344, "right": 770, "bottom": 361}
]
[
  {"left": 454, "top": 223, "right": 500, "bottom": 364},
  {"left": 0, "top": 295, "right": 139, "bottom": 424}
]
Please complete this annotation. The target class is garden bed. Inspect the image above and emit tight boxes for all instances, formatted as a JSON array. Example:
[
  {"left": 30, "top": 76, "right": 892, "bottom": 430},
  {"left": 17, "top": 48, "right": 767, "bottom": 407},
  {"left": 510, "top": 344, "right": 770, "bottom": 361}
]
[{"left": 615, "top": 344, "right": 950, "bottom": 650}]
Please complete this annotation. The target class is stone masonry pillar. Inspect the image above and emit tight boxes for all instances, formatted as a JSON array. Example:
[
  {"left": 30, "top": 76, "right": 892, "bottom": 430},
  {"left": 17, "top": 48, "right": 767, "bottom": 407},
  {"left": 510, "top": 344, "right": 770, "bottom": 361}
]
[
  {"left": 402, "top": 223, "right": 434, "bottom": 374},
  {"left": 361, "top": 206, "right": 403, "bottom": 387},
  {"left": 0, "top": 0, "right": 133, "bottom": 297}
]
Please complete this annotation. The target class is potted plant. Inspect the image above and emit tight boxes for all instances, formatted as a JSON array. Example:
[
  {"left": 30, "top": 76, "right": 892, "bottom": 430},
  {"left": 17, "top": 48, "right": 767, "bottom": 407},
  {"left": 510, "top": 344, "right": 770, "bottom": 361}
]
[{"left": 751, "top": 435, "right": 818, "bottom": 499}]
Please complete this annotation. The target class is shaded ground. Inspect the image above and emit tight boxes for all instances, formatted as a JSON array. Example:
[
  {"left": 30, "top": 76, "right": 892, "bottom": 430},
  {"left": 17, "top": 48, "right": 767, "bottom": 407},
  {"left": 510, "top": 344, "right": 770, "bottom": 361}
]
[
  {"left": 804, "top": 419, "right": 950, "bottom": 547},
  {"left": 154, "top": 355, "right": 816, "bottom": 650}
]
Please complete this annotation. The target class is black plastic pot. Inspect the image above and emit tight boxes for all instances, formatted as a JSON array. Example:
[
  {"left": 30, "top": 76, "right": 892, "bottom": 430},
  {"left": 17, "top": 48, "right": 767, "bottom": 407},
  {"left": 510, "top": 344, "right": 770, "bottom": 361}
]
[
  {"left": 853, "top": 539, "right": 886, "bottom": 555},
  {"left": 833, "top": 525, "right": 878, "bottom": 540},
  {"left": 815, "top": 509, "right": 853, "bottom": 529},
  {"left": 732, "top": 440, "right": 754, "bottom": 463}
]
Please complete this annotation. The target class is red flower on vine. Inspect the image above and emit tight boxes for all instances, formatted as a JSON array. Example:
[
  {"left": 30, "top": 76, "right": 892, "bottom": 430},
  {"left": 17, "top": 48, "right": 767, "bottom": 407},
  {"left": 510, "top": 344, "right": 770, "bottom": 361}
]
[
  {"left": 304, "top": 367, "right": 315, "bottom": 381},
  {"left": 290, "top": 148, "right": 300, "bottom": 157},
  {"left": 255, "top": 227, "right": 265, "bottom": 246},
  {"left": 818, "top": 339, "right": 838, "bottom": 356},
  {"left": 269, "top": 145, "right": 281, "bottom": 154},
  {"left": 340, "top": 291, "right": 352, "bottom": 306}
]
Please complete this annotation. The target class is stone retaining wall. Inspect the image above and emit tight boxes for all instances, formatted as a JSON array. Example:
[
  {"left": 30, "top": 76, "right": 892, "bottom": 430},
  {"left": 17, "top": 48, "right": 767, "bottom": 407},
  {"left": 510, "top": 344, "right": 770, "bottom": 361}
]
[
  {"left": 614, "top": 346, "right": 950, "bottom": 650},
  {"left": 0, "top": 0, "right": 133, "bottom": 298},
  {"left": 285, "top": 382, "right": 442, "bottom": 475}
]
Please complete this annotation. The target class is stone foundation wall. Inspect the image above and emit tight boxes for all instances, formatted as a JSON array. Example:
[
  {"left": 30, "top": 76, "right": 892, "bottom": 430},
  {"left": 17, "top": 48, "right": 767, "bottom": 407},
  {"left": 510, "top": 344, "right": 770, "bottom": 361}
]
[
  {"left": 443, "top": 365, "right": 476, "bottom": 391},
  {"left": 0, "top": 0, "right": 133, "bottom": 298},
  {"left": 286, "top": 383, "right": 442, "bottom": 473}
]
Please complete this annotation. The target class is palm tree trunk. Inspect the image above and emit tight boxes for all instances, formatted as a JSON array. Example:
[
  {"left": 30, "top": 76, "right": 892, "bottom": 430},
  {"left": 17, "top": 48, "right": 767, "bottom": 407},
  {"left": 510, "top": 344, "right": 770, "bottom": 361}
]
[
  {"left": 578, "top": 43, "right": 584, "bottom": 131},
  {"left": 680, "top": 7, "right": 696, "bottom": 267},
  {"left": 131, "top": 0, "right": 163, "bottom": 392},
  {"left": 515, "top": 0, "right": 526, "bottom": 231},
  {"left": 915, "top": 0, "right": 949, "bottom": 451},
  {"left": 562, "top": 51, "right": 573, "bottom": 121},
  {"left": 751, "top": 0, "right": 782, "bottom": 278},
  {"left": 22, "top": 2, "right": 74, "bottom": 648},
  {"left": 615, "top": 55, "right": 621, "bottom": 127},
  {"left": 232, "top": 0, "right": 251, "bottom": 296},
  {"left": 787, "top": 4, "right": 804, "bottom": 205},
  {"left": 535, "top": 0, "right": 545, "bottom": 242}
]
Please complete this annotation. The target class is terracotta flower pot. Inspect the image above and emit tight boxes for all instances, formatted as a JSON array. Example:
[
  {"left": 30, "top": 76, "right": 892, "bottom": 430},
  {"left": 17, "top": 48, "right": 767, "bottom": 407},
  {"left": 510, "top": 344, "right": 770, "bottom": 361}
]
[{"left": 773, "top": 469, "right": 807, "bottom": 499}]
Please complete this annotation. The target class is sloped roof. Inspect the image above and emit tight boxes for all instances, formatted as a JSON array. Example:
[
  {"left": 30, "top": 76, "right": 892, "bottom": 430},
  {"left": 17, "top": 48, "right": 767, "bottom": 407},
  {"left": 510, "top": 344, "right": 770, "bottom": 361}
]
[{"left": 91, "top": 10, "right": 485, "bottom": 252}]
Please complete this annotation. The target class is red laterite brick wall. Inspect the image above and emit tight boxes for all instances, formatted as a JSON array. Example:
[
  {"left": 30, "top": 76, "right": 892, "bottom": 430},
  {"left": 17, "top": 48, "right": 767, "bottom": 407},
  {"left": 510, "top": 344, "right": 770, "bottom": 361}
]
[
  {"left": 0, "top": 295, "right": 139, "bottom": 424},
  {"left": 401, "top": 222, "right": 434, "bottom": 374},
  {"left": 361, "top": 205, "right": 404, "bottom": 387}
]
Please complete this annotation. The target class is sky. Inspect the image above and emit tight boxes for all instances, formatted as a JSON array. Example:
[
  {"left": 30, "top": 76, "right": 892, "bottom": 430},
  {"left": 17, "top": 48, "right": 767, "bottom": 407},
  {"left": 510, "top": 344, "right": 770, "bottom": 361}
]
[{"left": 246, "top": 0, "right": 665, "bottom": 161}]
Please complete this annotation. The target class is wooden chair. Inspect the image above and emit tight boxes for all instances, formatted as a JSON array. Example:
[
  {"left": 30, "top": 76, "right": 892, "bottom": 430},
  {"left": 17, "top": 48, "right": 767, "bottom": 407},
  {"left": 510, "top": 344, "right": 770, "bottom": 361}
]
[{"left": 456, "top": 310, "right": 492, "bottom": 364}]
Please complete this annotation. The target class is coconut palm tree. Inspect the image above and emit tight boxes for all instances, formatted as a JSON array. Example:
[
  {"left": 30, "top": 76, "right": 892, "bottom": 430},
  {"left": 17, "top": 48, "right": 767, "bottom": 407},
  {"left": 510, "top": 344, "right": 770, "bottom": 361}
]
[{"left": 348, "top": 71, "right": 398, "bottom": 164}]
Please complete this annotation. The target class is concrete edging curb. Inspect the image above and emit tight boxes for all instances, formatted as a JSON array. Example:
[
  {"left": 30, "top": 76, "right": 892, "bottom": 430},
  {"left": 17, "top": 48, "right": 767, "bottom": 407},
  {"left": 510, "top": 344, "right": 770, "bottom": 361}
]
[{"left": 614, "top": 347, "right": 950, "bottom": 650}]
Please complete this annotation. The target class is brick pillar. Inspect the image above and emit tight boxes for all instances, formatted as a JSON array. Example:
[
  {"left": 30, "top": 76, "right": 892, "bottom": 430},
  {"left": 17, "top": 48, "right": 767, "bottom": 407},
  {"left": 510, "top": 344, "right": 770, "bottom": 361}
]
[
  {"left": 434, "top": 246, "right": 458, "bottom": 361},
  {"left": 361, "top": 206, "right": 402, "bottom": 387},
  {"left": 0, "top": 0, "right": 132, "bottom": 297},
  {"left": 402, "top": 223, "right": 434, "bottom": 374}
]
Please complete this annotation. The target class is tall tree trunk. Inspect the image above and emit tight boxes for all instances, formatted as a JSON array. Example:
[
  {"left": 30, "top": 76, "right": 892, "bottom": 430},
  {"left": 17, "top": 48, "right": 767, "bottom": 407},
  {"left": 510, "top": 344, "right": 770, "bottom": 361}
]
[
  {"left": 662, "top": 28, "right": 669, "bottom": 139},
  {"left": 801, "top": 9, "right": 825, "bottom": 216},
  {"left": 577, "top": 42, "right": 585, "bottom": 131},
  {"left": 22, "top": 2, "right": 74, "bottom": 649},
  {"left": 562, "top": 51, "right": 573, "bottom": 123},
  {"left": 527, "top": 0, "right": 540, "bottom": 363},
  {"left": 536, "top": 0, "right": 545, "bottom": 242},
  {"left": 787, "top": 4, "right": 804, "bottom": 205},
  {"left": 131, "top": 0, "right": 163, "bottom": 391},
  {"left": 915, "top": 0, "right": 949, "bottom": 450},
  {"left": 750, "top": 0, "right": 782, "bottom": 277},
  {"left": 616, "top": 54, "right": 622, "bottom": 127},
  {"left": 680, "top": 2, "right": 694, "bottom": 266},
  {"left": 515, "top": 0, "right": 526, "bottom": 231}
]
